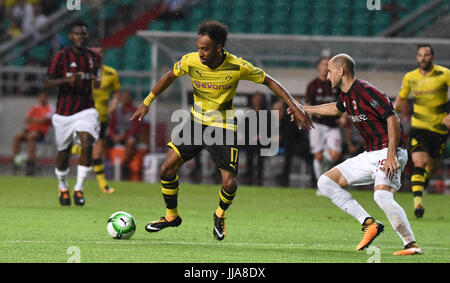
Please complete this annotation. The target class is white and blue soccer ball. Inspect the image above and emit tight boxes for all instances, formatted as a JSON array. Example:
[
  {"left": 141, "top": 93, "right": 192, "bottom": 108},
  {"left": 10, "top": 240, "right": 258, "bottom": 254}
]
[
  {"left": 13, "top": 153, "right": 27, "bottom": 167},
  {"left": 107, "top": 211, "right": 136, "bottom": 239}
]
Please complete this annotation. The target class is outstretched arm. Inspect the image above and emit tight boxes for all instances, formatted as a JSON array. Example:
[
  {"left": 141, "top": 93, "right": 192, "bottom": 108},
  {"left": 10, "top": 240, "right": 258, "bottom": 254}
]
[
  {"left": 262, "top": 74, "right": 313, "bottom": 130},
  {"left": 130, "top": 69, "right": 177, "bottom": 121},
  {"left": 381, "top": 114, "right": 401, "bottom": 179}
]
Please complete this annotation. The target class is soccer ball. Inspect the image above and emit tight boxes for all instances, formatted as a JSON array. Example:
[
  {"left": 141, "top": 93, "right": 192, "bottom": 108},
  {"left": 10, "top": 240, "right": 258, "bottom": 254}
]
[
  {"left": 107, "top": 211, "right": 136, "bottom": 239},
  {"left": 13, "top": 153, "right": 27, "bottom": 167}
]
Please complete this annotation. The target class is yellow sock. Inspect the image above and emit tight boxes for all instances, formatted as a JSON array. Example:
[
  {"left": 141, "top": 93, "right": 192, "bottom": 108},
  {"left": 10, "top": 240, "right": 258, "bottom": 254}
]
[
  {"left": 93, "top": 159, "right": 109, "bottom": 190},
  {"left": 413, "top": 196, "right": 423, "bottom": 208},
  {"left": 216, "top": 207, "right": 225, "bottom": 218}
]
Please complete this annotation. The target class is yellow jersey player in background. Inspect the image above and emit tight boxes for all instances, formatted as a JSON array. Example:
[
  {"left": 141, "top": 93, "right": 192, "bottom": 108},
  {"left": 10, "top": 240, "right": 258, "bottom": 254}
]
[
  {"left": 72, "top": 46, "right": 121, "bottom": 193},
  {"left": 131, "top": 21, "right": 312, "bottom": 241},
  {"left": 394, "top": 44, "right": 450, "bottom": 218}
]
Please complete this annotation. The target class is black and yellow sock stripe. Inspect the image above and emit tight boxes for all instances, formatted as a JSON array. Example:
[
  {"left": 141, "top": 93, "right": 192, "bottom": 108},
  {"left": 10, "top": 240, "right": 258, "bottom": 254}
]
[
  {"left": 93, "top": 158, "right": 109, "bottom": 190},
  {"left": 411, "top": 167, "right": 426, "bottom": 208},
  {"left": 161, "top": 175, "right": 180, "bottom": 216},
  {"left": 218, "top": 187, "right": 236, "bottom": 211}
]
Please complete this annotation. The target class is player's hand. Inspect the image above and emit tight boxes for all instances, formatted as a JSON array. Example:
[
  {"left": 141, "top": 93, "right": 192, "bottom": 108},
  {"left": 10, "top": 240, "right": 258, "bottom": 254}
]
[
  {"left": 286, "top": 106, "right": 314, "bottom": 131},
  {"left": 442, "top": 114, "right": 450, "bottom": 129},
  {"left": 66, "top": 72, "right": 82, "bottom": 84},
  {"left": 130, "top": 103, "right": 149, "bottom": 122},
  {"left": 381, "top": 154, "right": 400, "bottom": 180}
]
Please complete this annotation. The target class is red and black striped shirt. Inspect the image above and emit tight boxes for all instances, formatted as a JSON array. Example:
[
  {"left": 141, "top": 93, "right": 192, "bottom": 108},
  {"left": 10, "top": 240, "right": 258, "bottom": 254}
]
[
  {"left": 336, "top": 79, "right": 404, "bottom": 152},
  {"left": 305, "top": 78, "right": 341, "bottom": 127},
  {"left": 47, "top": 47, "right": 101, "bottom": 116}
]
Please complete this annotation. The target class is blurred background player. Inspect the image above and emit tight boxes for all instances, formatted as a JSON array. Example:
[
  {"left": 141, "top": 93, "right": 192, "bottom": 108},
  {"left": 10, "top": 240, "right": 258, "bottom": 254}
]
[
  {"left": 107, "top": 90, "right": 140, "bottom": 180},
  {"left": 44, "top": 20, "right": 102, "bottom": 206},
  {"left": 296, "top": 54, "right": 422, "bottom": 255},
  {"left": 131, "top": 21, "right": 312, "bottom": 241},
  {"left": 72, "top": 46, "right": 121, "bottom": 193},
  {"left": 305, "top": 56, "right": 345, "bottom": 192},
  {"left": 241, "top": 91, "right": 270, "bottom": 186},
  {"left": 393, "top": 44, "right": 450, "bottom": 218},
  {"left": 11, "top": 91, "right": 54, "bottom": 176}
]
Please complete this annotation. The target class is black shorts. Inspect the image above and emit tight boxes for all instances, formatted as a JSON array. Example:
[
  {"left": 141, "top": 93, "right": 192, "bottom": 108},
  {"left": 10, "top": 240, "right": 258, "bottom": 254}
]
[
  {"left": 410, "top": 128, "right": 447, "bottom": 159},
  {"left": 169, "top": 120, "right": 239, "bottom": 175}
]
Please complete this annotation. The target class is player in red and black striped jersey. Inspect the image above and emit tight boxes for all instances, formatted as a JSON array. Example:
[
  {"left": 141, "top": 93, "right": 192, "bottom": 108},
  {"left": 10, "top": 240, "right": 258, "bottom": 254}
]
[
  {"left": 44, "top": 20, "right": 101, "bottom": 206},
  {"left": 305, "top": 56, "right": 344, "bottom": 184},
  {"left": 292, "top": 54, "right": 422, "bottom": 255}
]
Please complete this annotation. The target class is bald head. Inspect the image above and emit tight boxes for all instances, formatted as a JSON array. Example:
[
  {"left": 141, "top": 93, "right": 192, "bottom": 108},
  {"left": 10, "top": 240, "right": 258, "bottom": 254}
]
[{"left": 330, "top": 53, "right": 356, "bottom": 76}]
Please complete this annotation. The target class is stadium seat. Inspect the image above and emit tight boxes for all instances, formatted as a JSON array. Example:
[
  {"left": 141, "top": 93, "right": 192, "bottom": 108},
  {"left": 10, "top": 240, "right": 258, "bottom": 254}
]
[
  {"left": 229, "top": 19, "right": 249, "bottom": 33},
  {"left": 290, "top": 20, "right": 309, "bottom": 35},
  {"left": 169, "top": 20, "right": 188, "bottom": 31},
  {"left": 148, "top": 20, "right": 166, "bottom": 30},
  {"left": 28, "top": 44, "right": 50, "bottom": 63},
  {"left": 104, "top": 48, "right": 123, "bottom": 70},
  {"left": 372, "top": 12, "right": 391, "bottom": 35}
]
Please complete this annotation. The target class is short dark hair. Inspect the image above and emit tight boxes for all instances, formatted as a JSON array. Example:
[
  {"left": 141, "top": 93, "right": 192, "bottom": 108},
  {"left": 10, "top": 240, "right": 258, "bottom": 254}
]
[
  {"left": 70, "top": 20, "right": 89, "bottom": 32},
  {"left": 417, "top": 44, "right": 434, "bottom": 56},
  {"left": 198, "top": 21, "right": 228, "bottom": 47},
  {"left": 316, "top": 56, "right": 330, "bottom": 66}
]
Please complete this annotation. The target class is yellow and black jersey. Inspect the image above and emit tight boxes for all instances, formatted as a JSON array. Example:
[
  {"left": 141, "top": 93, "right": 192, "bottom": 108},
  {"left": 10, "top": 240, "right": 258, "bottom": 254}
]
[
  {"left": 93, "top": 64, "right": 121, "bottom": 123},
  {"left": 173, "top": 51, "right": 266, "bottom": 131},
  {"left": 399, "top": 64, "right": 450, "bottom": 135}
]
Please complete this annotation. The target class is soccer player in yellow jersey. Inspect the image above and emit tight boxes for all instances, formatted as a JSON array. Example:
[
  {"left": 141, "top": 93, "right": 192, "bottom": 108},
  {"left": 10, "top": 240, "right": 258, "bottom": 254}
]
[
  {"left": 89, "top": 47, "right": 121, "bottom": 193},
  {"left": 394, "top": 44, "right": 450, "bottom": 218},
  {"left": 131, "top": 21, "right": 312, "bottom": 240}
]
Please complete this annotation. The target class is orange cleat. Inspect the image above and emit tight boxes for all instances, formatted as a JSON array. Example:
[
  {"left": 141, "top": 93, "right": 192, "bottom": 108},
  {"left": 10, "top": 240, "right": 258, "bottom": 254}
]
[
  {"left": 393, "top": 242, "right": 423, "bottom": 255},
  {"left": 101, "top": 186, "right": 115, "bottom": 194},
  {"left": 356, "top": 217, "right": 384, "bottom": 251}
]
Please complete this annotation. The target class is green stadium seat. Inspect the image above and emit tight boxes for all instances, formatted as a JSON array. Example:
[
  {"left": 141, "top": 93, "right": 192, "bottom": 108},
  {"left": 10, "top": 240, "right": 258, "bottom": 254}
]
[
  {"left": 117, "top": 0, "right": 135, "bottom": 6},
  {"left": 350, "top": 24, "right": 369, "bottom": 36},
  {"left": 270, "top": 23, "right": 290, "bottom": 34},
  {"left": 229, "top": 20, "right": 249, "bottom": 33},
  {"left": 310, "top": 24, "right": 328, "bottom": 35},
  {"left": 104, "top": 48, "right": 123, "bottom": 70},
  {"left": 290, "top": 22, "right": 309, "bottom": 35},
  {"left": 148, "top": 20, "right": 166, "bottom": 30},
  {"left": 169, "top": 20, "right": 187, "bottom": 31},
  {"left": 372, "top": 12, "right": 391, "bottom": 35},
  {"left": 28, "top": 44, "right": 50, "bottom": 63},
  {"left": 8, "top": 46, "right": 25, "bottom": 67}
]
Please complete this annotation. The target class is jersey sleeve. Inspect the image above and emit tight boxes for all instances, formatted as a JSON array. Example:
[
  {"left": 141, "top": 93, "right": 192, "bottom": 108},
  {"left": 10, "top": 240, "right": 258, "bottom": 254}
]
[
  {"left": 239, "top": 59, "right": 266, "bottom": 84},
  {"left": 398, "top": 73, "right": 411, "bottom": 99},
  {"left": 112, "top": 71, "right": 121, "bottom": 92},
  {"left": 173, "top": 54, "right": 190, "bottom": 77},
  {"left": 336, "top": 95, "right": 346, "bottom": 113},
  {"left": 445, "top": 68, "right": 450, "bottom": 87},
  {"left": 47, "top": 52, "right": 63, "bottom": 79}
]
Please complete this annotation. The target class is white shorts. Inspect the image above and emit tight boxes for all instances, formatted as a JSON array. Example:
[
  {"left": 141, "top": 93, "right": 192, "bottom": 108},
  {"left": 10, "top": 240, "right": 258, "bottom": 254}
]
[
  {"left": 52, "top": 108, "right": 100, "bottom": 151},
  {"left": 336, "top": 147, "right": 408, "bottom": 191},
  {"left": 309, "top": 122, "right": 342, "bottom": 154}
]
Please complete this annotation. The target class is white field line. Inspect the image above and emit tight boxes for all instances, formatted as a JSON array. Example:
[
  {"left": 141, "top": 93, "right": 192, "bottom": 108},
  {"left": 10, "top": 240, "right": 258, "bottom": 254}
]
[{"left": 2, "top": 239, "right": 449, "bottom": 251}]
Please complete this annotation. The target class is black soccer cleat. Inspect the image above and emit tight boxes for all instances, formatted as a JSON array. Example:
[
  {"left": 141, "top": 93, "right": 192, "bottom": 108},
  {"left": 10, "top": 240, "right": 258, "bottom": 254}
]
[
  {"left": 73, "top": 190, "right": 85, "bottom": 206},
  {"left": 59, "top": 189, "right": 71, "bottom": 206},
  {"left": 145, "top": 216, "right": 182, "bottom": 233},
  {"left": 414, "top": 206, "right": 425, "bottom": 218},
  {"left": 213, "top": 212, "right": 226, "bottom": 241}
]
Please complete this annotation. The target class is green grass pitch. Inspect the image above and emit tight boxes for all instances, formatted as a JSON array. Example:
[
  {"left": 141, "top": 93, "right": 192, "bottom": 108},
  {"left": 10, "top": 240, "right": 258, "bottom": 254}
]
[{"left": 1, "top": 176, "right": 449, "bottom": 263}]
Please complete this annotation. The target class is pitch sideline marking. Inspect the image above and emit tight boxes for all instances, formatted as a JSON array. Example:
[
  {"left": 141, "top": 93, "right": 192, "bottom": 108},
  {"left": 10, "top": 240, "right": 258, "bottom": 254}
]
[{"left": 2, "top": 239, "right": 449, "bottom": 251}]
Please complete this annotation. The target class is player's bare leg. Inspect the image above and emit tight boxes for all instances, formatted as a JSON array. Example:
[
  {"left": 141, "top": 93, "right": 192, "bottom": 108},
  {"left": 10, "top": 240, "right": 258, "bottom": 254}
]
[
  {"left": 317, "top": 168, "right": 383, "bottom": 251},
  {"left": 145, "top": 148, "right": 184, "bottom": 233}
]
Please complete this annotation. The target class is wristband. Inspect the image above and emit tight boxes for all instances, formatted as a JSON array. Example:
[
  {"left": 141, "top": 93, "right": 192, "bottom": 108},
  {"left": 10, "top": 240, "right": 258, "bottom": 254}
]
[{"left": 143, "top": 92, "right": 157, "bottom": 107}]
